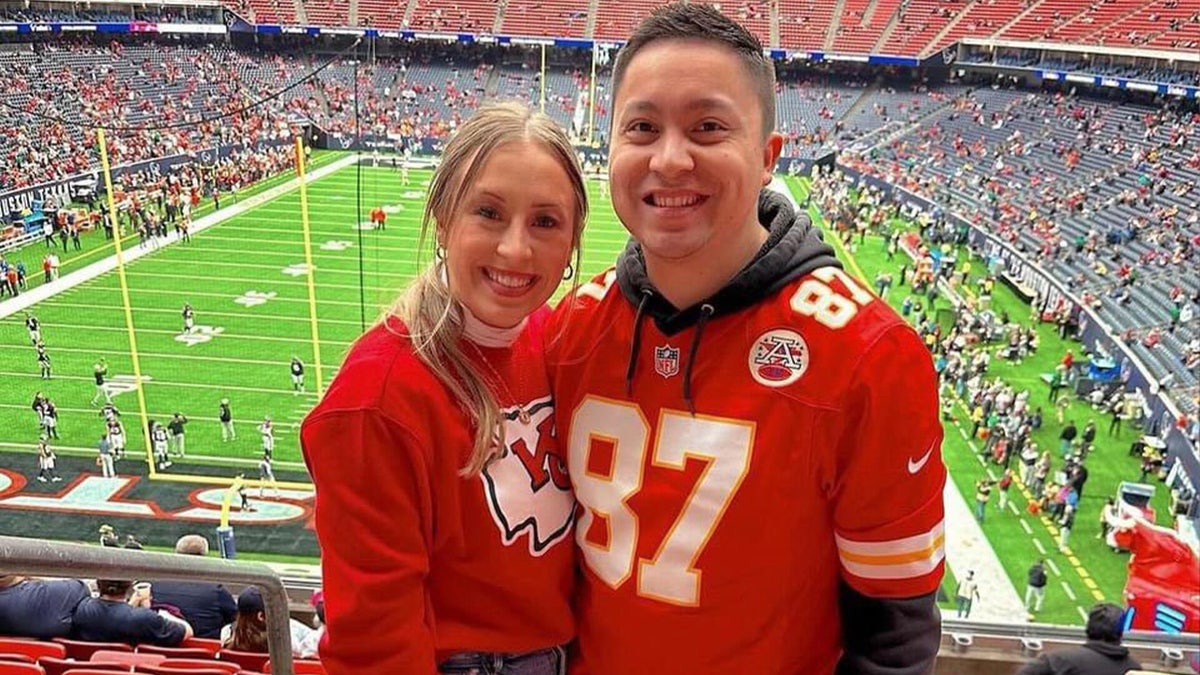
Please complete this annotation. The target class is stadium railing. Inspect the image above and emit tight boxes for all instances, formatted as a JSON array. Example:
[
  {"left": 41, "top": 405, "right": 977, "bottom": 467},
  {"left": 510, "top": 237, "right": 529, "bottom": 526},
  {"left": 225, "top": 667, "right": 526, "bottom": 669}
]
[{"left": 0, "top": 535, "right": 296, "bottom": 675}]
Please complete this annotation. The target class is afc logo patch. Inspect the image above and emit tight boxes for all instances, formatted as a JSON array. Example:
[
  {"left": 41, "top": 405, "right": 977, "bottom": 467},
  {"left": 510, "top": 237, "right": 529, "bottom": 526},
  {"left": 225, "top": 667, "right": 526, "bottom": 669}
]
[
  {"left": 749, "top": 328, "right": 809, "bottom": 388},
  {"left": 480, "top": 396, "right": 574, "bottom": 556},
  {"left": 655, "top": 345, "right": 680, "bottom": 378}
]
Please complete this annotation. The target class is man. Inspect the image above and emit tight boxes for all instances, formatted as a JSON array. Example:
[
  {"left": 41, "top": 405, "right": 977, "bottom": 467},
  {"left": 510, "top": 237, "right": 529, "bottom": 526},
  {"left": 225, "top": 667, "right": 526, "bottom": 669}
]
[
  {"left": 290, "top": 356, "right": 306, "bottom": 395},
  {"left": 91, "top": 358, "right": 112, "bottom": 406},
  {"left": 548, "top": 5, "right": 946, "bottom": 673},
  {"left": 218, "top": 398, "right": 235, "bottom": 441},
  {"left": 1060, "top": 420, "right": 1078, "bottom": 456},
  {"left": 37, "top": 342, "right": 52, "bottom": 380},
  {"left": 148, "top": 535, "right": 237, "bottom": 639},
  {"left": 70, "top": 578, "right": 192, "bottom": 646},
  {"left": 0, "top": 574, "right": 89, "bottom": 638},
  {"left": 152, "top": 421, "right": 172, "bottom": 470},
  {"left": 97, "top": 433, "right": 115, "bottom": 478},
  {"left": 258, "top": 452, "right": 280, "bottom": 499},
  {"left": 259, "top": 415, "right": 274, "bottom": 459},
  {"left": 181, "top": 302, "right": 195, "bottom": 334},
  {"left": 1017, "top": 603, "right": 1141, "bottom": 674},
  {"left": 1025, "top": 559, "right": 1048, "bottom": 615},
  {"left": 168, "top": 413, "right": 188, "bottom": 457},
  {"left": 25, "top": 313, "right": 40, "bottom": 346},
  {"left": 955, "top": 570, "right": 980, "bottom": 619}
]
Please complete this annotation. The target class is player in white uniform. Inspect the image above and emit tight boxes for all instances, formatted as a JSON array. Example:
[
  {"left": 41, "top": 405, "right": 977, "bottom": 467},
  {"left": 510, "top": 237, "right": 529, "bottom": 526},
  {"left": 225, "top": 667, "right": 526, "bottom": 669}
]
[
  {"left": 259, "top": 416, "right": 274, "bottom": 458},
  {"left": 152, "top": 421, "right": 171, "bottom": 470},
  {"left": 258, "top": 452, "right": 280, "bottom": 499},
  {"left": 107, "top": 419, "right": 126, "bottom": 461},
  {"left": 290, "top": 357, "right": 305, "bottom": 394}
]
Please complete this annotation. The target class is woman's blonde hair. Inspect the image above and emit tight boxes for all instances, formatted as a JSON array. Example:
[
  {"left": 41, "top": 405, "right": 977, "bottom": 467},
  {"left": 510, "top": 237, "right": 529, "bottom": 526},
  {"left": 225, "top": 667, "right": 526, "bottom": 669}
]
[{"left": 389, "top": 101, "right": 587, "bottom": 476}]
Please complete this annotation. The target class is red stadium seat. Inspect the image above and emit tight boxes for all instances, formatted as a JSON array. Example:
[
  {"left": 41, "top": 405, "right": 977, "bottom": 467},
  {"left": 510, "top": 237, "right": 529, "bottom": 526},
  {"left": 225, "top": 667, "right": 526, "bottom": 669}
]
[
  {"left": 134, "top": 667, "right": 232, "bottom": 675},
  {"left": 0, "top": 657, "right": 33, "bottom": 665},
  {"left": 0, "top": 662, "right": 44, "bottom": 674},
  {"left": 51, "top": 641, "right": 131, "bottom": 662},
  {"left": 90, "top": 651, "right": 164, "bottom": 667},
  {"left": 262, "top": 660, "right": 324, "bottom": 674},
  {"left": 214, "top": 652, "right": 265, "bottom": 673},
  {"left": 0, "top": 641, "right": 65, "bottom": 662},
  {"left": 63, "top": 671, "right": 137, "bottom": 675},
  {"left": 135, "top": 647, "right": 211, "bottom": 660},
  {"left": 156, "top": 660, "right": 238, "bottom": 674},
  {"left": 176, "top": 641, "right": 220, "bottom": 658},
  {"left": 36, "top": 659, "right": 125, "bottom": 675}
]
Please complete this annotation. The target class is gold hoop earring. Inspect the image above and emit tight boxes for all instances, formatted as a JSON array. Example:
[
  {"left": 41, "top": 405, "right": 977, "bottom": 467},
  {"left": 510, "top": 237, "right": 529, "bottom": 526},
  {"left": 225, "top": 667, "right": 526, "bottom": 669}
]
[
  {"left": 563, "top": 264, "right": 574, "bottom": 281},
  {"left": 436, "top": 245, "right": 446, "bottom": 261}
]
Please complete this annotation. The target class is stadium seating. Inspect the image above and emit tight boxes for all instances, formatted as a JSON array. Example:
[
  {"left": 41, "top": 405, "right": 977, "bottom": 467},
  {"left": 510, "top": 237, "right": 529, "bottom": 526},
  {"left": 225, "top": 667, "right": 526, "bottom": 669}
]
[
  {"left": 501, "top": 0, "right": 590, "bottom": 38},
  {"left": 49, "top": 642, "right": 130, "bottom": 663},
  {"left": 407, "top": 0, "right": 498, "bottom": 33},
  {"left": 0, "top": 643, "right": 63, "bottom": 663}
]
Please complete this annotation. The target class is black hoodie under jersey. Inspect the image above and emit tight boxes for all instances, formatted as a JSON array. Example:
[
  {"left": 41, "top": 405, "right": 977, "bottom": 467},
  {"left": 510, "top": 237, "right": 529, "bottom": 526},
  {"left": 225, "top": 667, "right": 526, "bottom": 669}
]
[{"left": 612, "top": 188, "right": 943, "bottom": 675}]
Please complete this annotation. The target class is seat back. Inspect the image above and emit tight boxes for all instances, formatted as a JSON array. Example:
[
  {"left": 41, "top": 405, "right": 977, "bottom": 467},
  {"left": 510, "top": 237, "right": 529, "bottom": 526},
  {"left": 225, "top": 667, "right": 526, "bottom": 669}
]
[
  {"left": 215, "top": 651, "right": 266, "bottom": 673},
  {"left": 135, "top": 647, "right": 210, "bottom": 660},
  {"left": 0, "top": 640, "right": 65, "bottom": 662},
  {"left": 37, "top": 658, "right": 125, "bottom": 675},
  {"left": 157, "top": 660, "right": 237, "bottom": 674},
  {"left": 50, "top": 641, "right": 131, "bottom": 662},
  {"left": 0, "top": 662, "right": 44, "bottom": 675}
]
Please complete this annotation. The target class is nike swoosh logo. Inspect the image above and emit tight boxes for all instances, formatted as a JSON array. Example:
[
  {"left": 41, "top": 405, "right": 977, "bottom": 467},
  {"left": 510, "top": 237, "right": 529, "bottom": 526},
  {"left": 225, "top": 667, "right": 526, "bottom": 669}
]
[{"left": 907, "top": 443, "right": 936, "bottom": 474}]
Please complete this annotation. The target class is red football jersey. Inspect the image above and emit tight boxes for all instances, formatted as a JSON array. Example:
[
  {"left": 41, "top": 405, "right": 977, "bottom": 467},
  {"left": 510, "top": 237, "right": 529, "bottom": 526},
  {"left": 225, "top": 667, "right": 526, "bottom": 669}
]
[
  {"left": 548, "top": 267, "right": 946, "bottom": 674},
  {"left": 302, "top": 309, "right": 576, "bottom": 674}
]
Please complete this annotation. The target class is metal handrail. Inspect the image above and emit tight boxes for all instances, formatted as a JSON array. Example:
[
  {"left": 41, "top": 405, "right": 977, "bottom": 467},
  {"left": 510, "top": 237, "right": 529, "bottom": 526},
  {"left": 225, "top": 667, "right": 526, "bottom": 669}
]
[{"left": 0, "top": 534, "right": 294, "bottom": 674}]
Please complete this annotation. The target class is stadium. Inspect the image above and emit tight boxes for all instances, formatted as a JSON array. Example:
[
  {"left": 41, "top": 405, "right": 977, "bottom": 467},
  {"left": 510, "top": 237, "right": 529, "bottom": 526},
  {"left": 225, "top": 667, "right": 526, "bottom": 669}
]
[{"left": 0, "top": 0, "right": 1197, "bottom": 672}]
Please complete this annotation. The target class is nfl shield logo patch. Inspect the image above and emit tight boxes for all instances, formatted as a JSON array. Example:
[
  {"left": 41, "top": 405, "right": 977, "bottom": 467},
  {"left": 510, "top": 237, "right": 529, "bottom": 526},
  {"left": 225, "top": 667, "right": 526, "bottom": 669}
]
[{"left": 654, "top": 345, "right": 680, "bottom": 378}]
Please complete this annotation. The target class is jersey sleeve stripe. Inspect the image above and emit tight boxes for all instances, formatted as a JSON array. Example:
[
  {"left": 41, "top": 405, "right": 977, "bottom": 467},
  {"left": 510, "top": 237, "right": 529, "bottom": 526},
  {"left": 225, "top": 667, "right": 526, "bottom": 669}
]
[
  {"left": 837, "top": 532, "right": 945, "bottom": 566},
  {"left": 834, "top": 521, "right": 944, "bottom": 556},
  {"left": 839, "top": 546, "right": 945, "bottom": 581}
]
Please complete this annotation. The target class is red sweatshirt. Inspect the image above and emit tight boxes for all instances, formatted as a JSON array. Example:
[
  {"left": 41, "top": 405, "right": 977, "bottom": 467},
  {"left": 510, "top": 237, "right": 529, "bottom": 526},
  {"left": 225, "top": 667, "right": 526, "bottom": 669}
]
[{"left": 301, "top": 310, "right": 575, "bottom": 674}]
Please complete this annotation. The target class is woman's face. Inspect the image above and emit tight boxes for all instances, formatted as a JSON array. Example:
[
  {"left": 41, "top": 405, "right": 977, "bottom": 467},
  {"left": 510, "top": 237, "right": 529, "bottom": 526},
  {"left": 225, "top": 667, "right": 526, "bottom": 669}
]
[{"left": 441, "top": 140, "right": 577, "bottom": 328}]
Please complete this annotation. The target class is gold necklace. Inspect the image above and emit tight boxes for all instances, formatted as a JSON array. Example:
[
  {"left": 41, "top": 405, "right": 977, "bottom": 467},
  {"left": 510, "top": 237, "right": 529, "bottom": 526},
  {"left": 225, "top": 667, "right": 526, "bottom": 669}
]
[{"left": 465, "top": 339, "right": 531, "bottom": 424}]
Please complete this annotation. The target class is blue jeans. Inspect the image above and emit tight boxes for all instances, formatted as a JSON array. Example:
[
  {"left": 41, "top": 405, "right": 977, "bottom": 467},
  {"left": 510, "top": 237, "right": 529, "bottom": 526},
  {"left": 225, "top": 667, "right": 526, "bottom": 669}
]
[{"left": 439, "top": 645, "right": 565, "bottom": 675}]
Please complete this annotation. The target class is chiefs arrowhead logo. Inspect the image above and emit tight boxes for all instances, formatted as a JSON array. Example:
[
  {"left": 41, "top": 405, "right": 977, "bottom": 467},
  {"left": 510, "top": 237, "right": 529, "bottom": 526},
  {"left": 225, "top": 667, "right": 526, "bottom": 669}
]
[{"left": 480, "top": 396, "right": 574, "bottom": 556}]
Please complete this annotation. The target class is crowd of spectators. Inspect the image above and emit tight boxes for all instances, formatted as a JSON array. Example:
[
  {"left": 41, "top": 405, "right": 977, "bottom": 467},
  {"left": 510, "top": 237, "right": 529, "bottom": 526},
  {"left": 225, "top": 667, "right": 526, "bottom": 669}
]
[{"left": 0, "top": 533, "right": 323, "bottom": 656}]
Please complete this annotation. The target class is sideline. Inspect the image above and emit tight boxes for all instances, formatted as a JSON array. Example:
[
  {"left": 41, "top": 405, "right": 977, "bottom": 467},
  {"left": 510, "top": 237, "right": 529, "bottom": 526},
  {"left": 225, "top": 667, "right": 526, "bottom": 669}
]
[
  {"left": 784, "top": 176, "right": 1028, "bottom": 623},
  {"left": 0, "top": 154, "right": 359, "bottom": 322}
]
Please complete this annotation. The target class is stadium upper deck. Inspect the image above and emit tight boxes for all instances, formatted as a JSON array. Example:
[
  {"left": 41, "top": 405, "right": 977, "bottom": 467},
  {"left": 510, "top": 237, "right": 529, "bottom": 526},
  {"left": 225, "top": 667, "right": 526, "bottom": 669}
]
[{"left": 226, "top": 0, "right": 1200, "bottom": 56}]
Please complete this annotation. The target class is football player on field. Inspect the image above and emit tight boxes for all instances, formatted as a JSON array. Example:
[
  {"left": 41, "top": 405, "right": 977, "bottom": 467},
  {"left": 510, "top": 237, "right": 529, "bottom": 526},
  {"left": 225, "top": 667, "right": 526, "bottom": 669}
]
[{"left": 547, "top": 4, "right": 946, "bottom": 674}]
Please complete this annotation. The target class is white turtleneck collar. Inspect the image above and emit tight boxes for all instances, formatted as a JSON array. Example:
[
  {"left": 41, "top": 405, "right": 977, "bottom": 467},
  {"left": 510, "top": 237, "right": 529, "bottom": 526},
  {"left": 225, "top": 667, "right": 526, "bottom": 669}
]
[{"left": 461, "top": 304, "right": 527, "bottom": 348}]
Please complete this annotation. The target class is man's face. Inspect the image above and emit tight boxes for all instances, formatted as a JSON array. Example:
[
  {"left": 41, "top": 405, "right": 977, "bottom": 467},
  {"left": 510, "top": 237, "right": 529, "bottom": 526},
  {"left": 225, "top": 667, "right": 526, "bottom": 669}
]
[{"left": 609, "top": 39, "right": 782, "bottom": 265}]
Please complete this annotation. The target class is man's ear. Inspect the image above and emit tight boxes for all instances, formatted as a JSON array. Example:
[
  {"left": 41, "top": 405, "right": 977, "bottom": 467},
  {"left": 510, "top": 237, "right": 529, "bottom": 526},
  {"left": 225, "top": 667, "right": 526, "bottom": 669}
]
[{"left": 762, "top": 132, "right": 785, "bottom": 186}]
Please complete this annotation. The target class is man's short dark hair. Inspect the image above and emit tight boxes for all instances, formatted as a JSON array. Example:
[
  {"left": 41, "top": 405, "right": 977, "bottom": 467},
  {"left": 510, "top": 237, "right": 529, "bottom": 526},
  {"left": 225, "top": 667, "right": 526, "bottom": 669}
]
[
  {"left": 611, "top": 2, "right": 776, "bottom": 137},
  {"left": 1085, "top": 603, "right": 1126, "bottom": 643},
  {"left": 97, "top": 579, "right": 131, "bottom": 597}
]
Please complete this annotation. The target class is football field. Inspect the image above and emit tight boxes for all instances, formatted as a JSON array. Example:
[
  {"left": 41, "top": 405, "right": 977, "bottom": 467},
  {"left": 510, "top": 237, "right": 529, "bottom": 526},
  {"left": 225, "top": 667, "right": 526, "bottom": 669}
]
[{"left": 0, "top": 158, "right": 631, "bottom": 474}]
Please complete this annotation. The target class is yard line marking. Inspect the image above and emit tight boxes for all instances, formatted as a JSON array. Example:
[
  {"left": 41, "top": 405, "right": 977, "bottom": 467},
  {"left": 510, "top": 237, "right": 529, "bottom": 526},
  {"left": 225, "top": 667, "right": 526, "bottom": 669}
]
[
  {"left": 1007, "top": 502, "right": 1020, "bottom": 516},
  {"left": 37, "top": 302, "right": 366, "bottom": 328},
  {"left": 0, "top": 343, "right": 344, "bottom": 369},
  {"left": 1060, "top": 581, "right": 1076, "bottom": 601},
  {"left": 0, "top": 369, "right": 321, "bottom": 396},
  {"left": 36, "top": 322, "right": 352, "bottom": 347},
  {"left": 46, "top": 286, "right": 373, "bottom": 308},
  {"left": 957, "top": 427, "right": 968, "bottom": 439},
  {"left": 0, "top": 402, "right": 300, "bottom": 428},
  {"left": 1046, "top": 559, "right": 1061, "bottom": 576},
  {"left": 1077, "top": 606, "right": 1089, "bottom": 623},
  {"left": 1019, "top": 520, "right": 1033, "bottom": 535},
  {"left": 114, "top": 270, "right": 403, "bottom": 292},
  {"left": 1032, "top": 539, "right": 1046, "bottom": 555},
  {"left": 0, "top": 441, "right": 307, "bottom": 470},
  {"left": 0, "top": 371, "right": 322, "bottom": 397},
  {"left": 111, "top": 258, "right": 414, "bottom": 279}
]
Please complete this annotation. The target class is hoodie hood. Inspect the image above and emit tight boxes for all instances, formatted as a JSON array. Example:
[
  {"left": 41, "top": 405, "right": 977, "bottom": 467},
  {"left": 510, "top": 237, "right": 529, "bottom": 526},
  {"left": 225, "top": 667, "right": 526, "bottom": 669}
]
[
  {"left": 616, "top": 188, "right": 840, "bottom": 335},
  {"left": 614, "top": 188, "right": 840, "bottom": 412}
]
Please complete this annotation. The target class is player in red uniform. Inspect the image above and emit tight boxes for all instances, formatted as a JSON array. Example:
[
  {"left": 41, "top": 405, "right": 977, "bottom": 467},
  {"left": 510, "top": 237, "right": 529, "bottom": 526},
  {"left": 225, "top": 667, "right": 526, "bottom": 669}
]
[
  {"left": 301, "top": 102, "right": 588, "bottom": 674},
  {"left": 547, "top": 5, "right": 946, "bottom": 674}
]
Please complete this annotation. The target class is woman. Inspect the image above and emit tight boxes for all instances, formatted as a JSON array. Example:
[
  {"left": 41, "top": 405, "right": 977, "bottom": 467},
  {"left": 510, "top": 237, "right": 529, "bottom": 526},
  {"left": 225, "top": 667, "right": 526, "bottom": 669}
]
[
  {"left": 302, "top": 102, "right": 586, "bottom": 674},
  {"left": 222, "top": 586, "right": 312, "bottom": 658}
]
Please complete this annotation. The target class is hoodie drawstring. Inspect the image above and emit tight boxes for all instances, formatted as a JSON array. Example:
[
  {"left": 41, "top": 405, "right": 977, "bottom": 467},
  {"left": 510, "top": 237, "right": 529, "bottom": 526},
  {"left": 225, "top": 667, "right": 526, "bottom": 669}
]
[
  {"left": 625, "top": 289, "right": 654, "bottom": 395},
  {"left": 682, "top": 304, "right": 715, "bottom": 415}
]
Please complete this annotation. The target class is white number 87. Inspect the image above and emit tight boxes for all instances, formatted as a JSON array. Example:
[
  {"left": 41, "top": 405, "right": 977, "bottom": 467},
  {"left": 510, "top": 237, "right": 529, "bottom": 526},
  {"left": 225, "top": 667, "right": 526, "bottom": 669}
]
[{"left": 568, "top": 397, "right": 754, "bottom": 607}]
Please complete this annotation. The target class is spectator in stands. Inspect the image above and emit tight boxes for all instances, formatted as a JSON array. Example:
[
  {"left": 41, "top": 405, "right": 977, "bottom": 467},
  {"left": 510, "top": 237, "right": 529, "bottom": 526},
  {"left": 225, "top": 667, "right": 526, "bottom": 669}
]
[
  {"left": 0, "top": 574, "right": 89, "bottom": 638},
  {"left": 220, "top": 586, "right": 311, "bottom": 658},
  {"left": 71, "top": 578, "right": 193, "bottom": 645},
  {"left": 1017, "top": 603, "right": 1141, "bottom": 674},
  {"left": 148, "top": 534, "right": 237, "bottom": 639},
  {"left": 301, "top": 102, "right": 585, "bottom": 673}
]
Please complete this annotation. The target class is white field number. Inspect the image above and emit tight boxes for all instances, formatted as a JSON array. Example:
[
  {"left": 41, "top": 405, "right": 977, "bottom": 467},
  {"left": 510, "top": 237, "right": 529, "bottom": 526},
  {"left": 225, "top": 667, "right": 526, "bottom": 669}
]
[
  {"left": 789, "top": 267, "right": 874, "bottom": 329},
  {"left": 569, "top": 397, "right": 754, "bottom": 606},
  {"left": 175, "top": 325, "right": 224, "bottom": 347}
]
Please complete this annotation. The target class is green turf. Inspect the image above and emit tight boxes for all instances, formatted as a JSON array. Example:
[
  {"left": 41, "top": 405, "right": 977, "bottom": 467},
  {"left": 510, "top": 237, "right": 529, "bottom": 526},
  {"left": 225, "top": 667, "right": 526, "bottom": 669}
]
[
  {"left": 0, "top": 158, "right": 632, "bottom": 473},
  {"left": 784, "top": 176, "right": 1170, "bottom": 626}
]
